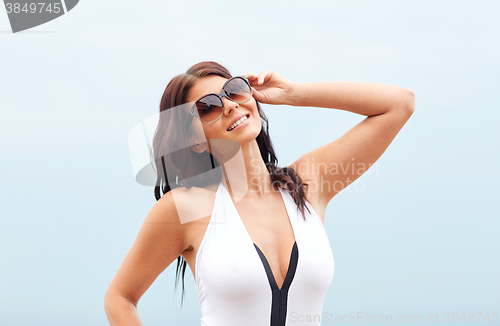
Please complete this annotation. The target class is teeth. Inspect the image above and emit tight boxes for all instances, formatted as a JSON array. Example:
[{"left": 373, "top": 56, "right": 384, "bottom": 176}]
[{"left": 228, "top": 115, "right": 248, "bottom": 131}]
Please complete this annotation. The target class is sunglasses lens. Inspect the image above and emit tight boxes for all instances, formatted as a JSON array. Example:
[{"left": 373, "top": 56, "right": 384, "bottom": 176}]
[
  {"left": 224, "top": 77, "right": 252, "bottom": 103},
  {"left": 195, "top": 95, "right": 223, "bottom": 122}
]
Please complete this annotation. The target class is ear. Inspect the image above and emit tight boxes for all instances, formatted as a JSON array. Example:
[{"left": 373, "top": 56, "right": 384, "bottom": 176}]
[{"left": 190, "top": 142, "right": 208, "bottom": 153}]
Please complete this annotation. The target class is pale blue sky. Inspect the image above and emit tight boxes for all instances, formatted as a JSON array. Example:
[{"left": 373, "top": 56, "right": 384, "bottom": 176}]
[{"left": 1, "top": 1, "right": 499, "bottom": 325}]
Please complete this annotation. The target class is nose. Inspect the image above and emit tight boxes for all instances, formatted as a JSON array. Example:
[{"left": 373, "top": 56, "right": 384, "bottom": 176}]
[{"left": 222, "top": 97, "right": 239, "bottom": 116}]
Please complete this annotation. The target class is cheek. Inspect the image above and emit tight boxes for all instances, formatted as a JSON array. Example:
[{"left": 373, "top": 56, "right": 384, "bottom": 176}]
[
  {"left": 202, "top": 122, "right": 225, "bottom": 138},
  {"left": 249, "top": 105, "right": 261, "bottom": 126},
  {"left": 252, "top": 115, "right": 262, "bottom": 132}
]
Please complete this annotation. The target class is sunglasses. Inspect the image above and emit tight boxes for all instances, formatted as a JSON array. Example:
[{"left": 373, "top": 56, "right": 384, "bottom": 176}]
[{"left": 189, "top": 76, "right": 253, "bottom": 124}]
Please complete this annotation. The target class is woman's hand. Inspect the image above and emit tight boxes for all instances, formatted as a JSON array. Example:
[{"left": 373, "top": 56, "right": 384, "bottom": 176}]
[{"left": 242, "top": 70, "right": 296, "bottom": 105}]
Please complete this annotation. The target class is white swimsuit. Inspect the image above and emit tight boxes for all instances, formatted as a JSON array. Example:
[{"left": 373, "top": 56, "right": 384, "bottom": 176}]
[{"left": 195, "top": 182, "right": 334, "bottom": 326}]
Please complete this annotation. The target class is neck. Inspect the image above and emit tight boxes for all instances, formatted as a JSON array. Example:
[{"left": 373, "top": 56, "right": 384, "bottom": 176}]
[{"left": 215, "top": 139, "right": 275, "bottom": 200}]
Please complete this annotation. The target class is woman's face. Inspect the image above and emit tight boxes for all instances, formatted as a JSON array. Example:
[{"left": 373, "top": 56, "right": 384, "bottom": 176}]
[{"left": 186, "top": 75, "right": 262, "bottom": 155}]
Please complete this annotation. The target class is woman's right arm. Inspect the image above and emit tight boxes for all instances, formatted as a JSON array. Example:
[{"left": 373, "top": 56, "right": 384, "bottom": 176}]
[{"left": 104, "top": 189, "right": 189, "bottom": 325}]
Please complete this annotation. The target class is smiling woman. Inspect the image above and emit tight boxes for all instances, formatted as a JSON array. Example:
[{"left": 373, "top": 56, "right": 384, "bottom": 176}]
[{"left": 104, "top": 61, "right": 415, "bottom": 326}]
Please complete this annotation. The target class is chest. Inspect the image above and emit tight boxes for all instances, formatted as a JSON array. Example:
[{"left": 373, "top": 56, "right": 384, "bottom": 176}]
[
  {"left": 233, "top": 192, "right": 296, "bottom": 282},
  {"left": 236, "top": 194, "right": 294, "bottom": 242}
]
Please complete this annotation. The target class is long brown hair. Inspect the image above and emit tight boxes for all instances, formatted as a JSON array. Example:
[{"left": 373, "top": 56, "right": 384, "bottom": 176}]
[{"left": 153, "top": 61, "right": 311, "bottom": 306}]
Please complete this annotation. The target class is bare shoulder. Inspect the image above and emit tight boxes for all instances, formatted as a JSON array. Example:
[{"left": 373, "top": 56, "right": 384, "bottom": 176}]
[
  {"left": 138, "top": 187, "right": 190, "bottom": 251},
  {"left": 139, "top": 183, "right": 218, "bottom": 250},
  {"left": 168, "top": 183, "right": 220, "bottom": 248}
]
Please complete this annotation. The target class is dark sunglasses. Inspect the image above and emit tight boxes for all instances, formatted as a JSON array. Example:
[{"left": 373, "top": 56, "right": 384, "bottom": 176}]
[{"left": 189, "top": 76, "right": 253, "bottom": 124}]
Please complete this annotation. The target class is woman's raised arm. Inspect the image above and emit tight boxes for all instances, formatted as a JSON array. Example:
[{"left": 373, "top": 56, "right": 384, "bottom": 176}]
[
  {"left": 242, "top": 70, "right": 414, "bottom": 222},
  {"left": 287, "top": 80, "right": 415, "bottom": 221}
]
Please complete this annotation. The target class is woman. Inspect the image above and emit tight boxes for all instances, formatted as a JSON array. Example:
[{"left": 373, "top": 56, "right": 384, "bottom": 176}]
[{"left": 104, "top": 61, "right": 415, "bottom": 325}]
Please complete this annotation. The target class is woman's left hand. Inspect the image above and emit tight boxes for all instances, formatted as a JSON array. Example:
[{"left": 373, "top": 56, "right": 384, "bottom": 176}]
[{"left": 242, "top": 70, "right": 296, "bottom": 105}]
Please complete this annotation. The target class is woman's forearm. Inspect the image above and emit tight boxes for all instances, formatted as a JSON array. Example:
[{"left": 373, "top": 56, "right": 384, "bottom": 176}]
[
  {"left": 285, "top": 81, "right": 414, "bottom": 116},
  {"left": 104, "top": 294, "right": 143, "bottom": 326}
]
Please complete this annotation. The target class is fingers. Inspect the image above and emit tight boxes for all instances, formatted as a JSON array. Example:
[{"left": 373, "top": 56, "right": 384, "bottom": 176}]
[
  {"left": 243, "top": 70, "right": 273, "bottom": 86},
  {"left": 242, "top": 71, "right": 260, "bottom": 86},
  {"left": 258, "top": 70, "right": 271, "bottom": 85},
  {"left": 250, "top": 86, "right": 266, "bottom": 103},
  {"left": 242, "top": 71, "right": 258, "bottom": 79}
]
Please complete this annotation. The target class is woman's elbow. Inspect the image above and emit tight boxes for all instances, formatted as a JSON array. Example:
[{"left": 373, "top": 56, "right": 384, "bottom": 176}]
[{"left": 403, "top": 88, "right": 415, "bottom": 115}]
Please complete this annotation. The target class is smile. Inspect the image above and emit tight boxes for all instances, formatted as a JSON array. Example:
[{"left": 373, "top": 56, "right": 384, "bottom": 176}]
[{"left": 227, "top": 114, "right": 250, "bottom": 132}]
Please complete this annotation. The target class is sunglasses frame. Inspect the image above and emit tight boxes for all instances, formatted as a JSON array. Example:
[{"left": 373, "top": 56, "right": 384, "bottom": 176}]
[{"left": 188, "top": 75, "right": 253, "bottom": 124}]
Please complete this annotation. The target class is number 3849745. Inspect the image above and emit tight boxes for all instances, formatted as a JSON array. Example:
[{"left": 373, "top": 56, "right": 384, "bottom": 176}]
[{"left": 5, "top": 3, "right": 62, "bottom": 14}]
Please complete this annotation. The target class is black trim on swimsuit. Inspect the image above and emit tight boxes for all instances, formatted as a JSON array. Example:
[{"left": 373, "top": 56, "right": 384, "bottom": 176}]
[{"left": 254, "top": 241, "right": 299, "bottom": 326}]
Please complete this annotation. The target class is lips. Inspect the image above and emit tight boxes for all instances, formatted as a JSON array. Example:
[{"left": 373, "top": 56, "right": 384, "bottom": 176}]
[{"left": 227, "top": 114, "right": 250, "bottom": 132}]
